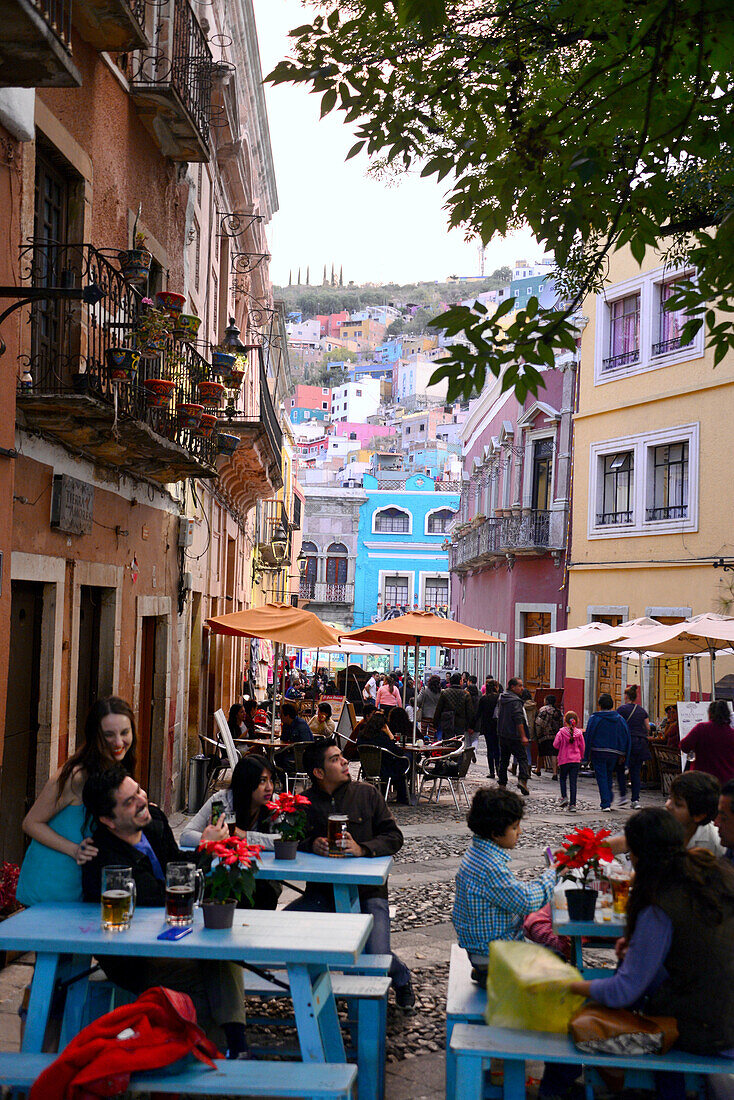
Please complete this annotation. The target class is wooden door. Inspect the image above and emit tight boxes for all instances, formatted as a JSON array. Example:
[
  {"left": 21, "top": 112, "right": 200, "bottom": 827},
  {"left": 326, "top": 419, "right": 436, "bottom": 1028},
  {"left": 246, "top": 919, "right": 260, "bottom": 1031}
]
[
  {"left": 596, "top": 615, "right": 623, "bottom": 704},
  {"left": 0, "top": 583, "right": 43, "bottom": 863},
  {"left": 654, "top": 617, "right": 685, "bottom": 713},
  {"left": 523, "top": 611, "right": 551, "bottom": 689},
  {"left": 138, "top": 616, "right": 157, "bottom": 792}
]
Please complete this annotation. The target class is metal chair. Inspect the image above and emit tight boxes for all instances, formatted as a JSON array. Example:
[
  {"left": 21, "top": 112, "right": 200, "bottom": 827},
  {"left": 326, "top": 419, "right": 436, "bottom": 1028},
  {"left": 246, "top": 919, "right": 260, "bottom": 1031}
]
[
  {"left": 357, "top": 745, "right": 392, "bottom": 801},
  {"left": 197, "top": 709, "right": 243, "bottom": 797},
  {"left": 274, "top": 741, "right": 312, "bottom": 793},
  {"left": 417, "top": 746, "right": 475, "bottom": 810}
]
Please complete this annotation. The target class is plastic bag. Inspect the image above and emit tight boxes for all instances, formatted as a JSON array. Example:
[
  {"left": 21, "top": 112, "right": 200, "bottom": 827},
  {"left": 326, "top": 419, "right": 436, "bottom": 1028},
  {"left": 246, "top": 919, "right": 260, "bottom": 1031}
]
[{"left": 485, "top": 940, "right": 585, "bottom": 1033}]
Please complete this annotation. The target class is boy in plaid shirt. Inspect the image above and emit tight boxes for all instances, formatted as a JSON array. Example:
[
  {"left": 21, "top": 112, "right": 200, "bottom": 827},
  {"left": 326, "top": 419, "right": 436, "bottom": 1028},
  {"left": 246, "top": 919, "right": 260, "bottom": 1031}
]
[{"left": 453, "top": 787, "right": 556, "bottom": 983}]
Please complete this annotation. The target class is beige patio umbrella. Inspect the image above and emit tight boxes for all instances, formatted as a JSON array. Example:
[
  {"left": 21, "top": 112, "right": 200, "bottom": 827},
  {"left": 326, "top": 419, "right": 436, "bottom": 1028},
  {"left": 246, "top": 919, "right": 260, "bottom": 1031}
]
[
  {"left": 583, "top": 617, "right": 663, "bottom": 708},
  {"left": 610, "top": 613, "right": 734, "bottom": 699},
  {"left": 518, "top": 620, "right": 633, "bottom": 649}
]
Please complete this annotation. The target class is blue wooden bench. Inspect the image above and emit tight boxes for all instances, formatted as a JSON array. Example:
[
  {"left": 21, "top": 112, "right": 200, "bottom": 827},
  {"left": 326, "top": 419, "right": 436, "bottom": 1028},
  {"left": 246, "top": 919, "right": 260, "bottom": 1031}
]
[
  {"left": 449, "top": 1022, "right": 734, "bottom": 1100},
  {"left": 0, "top": 1051, "right": 357, "bottom": 1097},
  {"left": 446, "top": 943, "right": 487, "bottom": 1100}
]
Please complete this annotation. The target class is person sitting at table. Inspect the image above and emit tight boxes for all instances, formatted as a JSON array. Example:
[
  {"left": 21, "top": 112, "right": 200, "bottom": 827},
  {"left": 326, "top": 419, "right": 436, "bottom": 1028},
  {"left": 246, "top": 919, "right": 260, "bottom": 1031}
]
[
  {"left": 16, "top": 697, "right": 137, "bottom": 907},
  {"left": 81, "top": 765, "right": 249, "bottom": 1058},
  {"left": 353, "top": 701, "right": 377, "bottom": 740},
  {"left": 358, "top": 712, "right": 410, "bottom": 804},
  {"left": 228, "top": 702, "right": 246, "bottom": 742},
  {"left": 453, "top": 787, "right": 557, "bottom": 985},
  {"left": 387, "top": 706, "right": 413, "bottom": 745},
  {"left": 567, "top": 809, "right": 734, "bottom": 1094},
  {"left": 284, "top": 677, "right": 304, "bottom": 701},
  {"left": 286, "top": 738, "right": 415, "bottom": 1010},
  {"left": 375, "top": 674, "right": 402, "bottom": 713},
  {"left": 279, "top": 701, "right": 313, "bottom": 744},
  {"left": 658, "top": 704, "right": 680, "bottom": 748},
  {"left": 181, "top": 754, "right": 281, "bottom": 910},
  {"left": 309, "top": 701, "right": 336, "bottom": 738},
  {"left": 716, "top": 780, "right": 734, "bottom": 867},
  {"left": 242, "top": 698, "right": 258, "bottom": 736}
]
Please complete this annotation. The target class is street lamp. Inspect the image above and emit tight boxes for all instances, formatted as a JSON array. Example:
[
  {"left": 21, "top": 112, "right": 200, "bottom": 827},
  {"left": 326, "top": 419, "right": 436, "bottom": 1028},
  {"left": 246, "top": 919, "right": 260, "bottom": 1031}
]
[
  {"left": 271, "top": 523, "right": 288, "bottom": 564},
  {"left": 220, "top": 315, "right": 248, "bottom": 355},
  {"left": 296, "top": 548, "right": 308, "bottom": 576}
]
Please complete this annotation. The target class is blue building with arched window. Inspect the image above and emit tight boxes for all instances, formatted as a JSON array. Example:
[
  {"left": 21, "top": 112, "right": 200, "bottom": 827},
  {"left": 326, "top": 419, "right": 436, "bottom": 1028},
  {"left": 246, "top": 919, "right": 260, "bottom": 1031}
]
[{"left": 352, "top": 473, "right": 460, "bottom": 671}]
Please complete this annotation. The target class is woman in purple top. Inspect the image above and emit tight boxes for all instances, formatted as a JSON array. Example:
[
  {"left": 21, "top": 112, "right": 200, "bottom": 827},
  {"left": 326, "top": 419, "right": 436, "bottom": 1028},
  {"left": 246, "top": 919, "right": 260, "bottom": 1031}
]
[
  {"left": 616, "top": 684, "right": 651, "bottom": 808},
  {"left": 569, "top": 809, "right": 734, "bottom": 1097},
  {"left": 680, "top": 699, "right": 734, "bottom": 785}
]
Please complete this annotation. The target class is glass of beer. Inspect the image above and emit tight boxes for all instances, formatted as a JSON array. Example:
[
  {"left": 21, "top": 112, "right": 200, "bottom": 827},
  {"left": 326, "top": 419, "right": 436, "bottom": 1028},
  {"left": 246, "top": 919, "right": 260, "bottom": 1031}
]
[
  {"left": 101, "top": 866, "right": 135, "bottom": 931},
  {"left": 165, "top": 862, "right": 204, "bottom": 926},
  {"left": 610, "top": 871, "right": 632, "bottom": 914},
  {"left": 327, "top": 814, "right": 349, "bottom": 858}
]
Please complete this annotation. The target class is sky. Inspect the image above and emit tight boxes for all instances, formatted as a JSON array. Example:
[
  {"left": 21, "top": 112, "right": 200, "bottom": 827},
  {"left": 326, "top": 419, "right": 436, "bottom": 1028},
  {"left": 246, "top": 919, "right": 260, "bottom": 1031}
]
[{"left": 252, "top": 0, "right": 539, "bottom": 289}]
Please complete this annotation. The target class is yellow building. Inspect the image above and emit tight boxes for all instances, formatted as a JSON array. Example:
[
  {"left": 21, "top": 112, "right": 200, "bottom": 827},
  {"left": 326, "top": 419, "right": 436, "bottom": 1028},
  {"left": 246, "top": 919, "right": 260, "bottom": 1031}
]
[{"left": 565, "top": 245, "right": 734, "bottom": 722}]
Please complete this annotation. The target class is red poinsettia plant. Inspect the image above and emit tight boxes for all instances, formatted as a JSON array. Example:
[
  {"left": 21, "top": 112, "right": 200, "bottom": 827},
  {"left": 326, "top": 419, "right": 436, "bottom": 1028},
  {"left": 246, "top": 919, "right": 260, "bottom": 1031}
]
[
  {"left": 555, "top": 827, "right": 614, "bottom": 889},
  {"left": 0, "top": 862, "right": 20, "bottom": 917},
  {"left": 197, "top": 836, "right": 261, "bottom": 905},
  {"left": 265, "top": 791, "right": 311, "bottom": 842}
]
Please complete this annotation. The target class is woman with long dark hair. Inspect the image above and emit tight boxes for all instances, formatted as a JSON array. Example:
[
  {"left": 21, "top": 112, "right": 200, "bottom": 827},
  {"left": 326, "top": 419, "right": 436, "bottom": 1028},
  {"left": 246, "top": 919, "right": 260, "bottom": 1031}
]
[
  {"left": 358, "top": 711, "right": 410, "bottom": 804},
  {"left": 16, "top": 697, "right": 137, "bottom": 905},
  {"left": 681, "top": 699, "right": 734, "bottom": 785},
  {"left": 387, "top": 706, "right": 413, "bottom": 744},
  {"left": 181, "top": 753, "right": 281, "bottom": 909},
  {"left": 569, "top": 809, "right": 734, "bottom": 1073}
]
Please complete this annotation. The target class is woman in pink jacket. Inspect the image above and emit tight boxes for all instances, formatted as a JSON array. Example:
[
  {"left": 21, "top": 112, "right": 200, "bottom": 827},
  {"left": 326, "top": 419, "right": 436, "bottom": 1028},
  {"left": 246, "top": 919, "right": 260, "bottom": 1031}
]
[
  {"left": 553, "top": 711, "right": 585, "bottom": 812},
  {"left": 375, "top": 675, "right": 402, "bottom": 713}
]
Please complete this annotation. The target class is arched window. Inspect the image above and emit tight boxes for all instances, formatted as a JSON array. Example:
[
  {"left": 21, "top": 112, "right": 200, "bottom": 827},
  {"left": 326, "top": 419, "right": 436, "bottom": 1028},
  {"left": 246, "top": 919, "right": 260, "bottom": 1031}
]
[
  {"left": 374, "top": 507, "right": 410, "bottom": 534},
  {"left": 326, "top": 542, "right": 348, "bottom": 586},
  {"left": 427, "top": 508, "right": 457, "bottom": 534},
  {"left": 300, "top": 541, "right": 318, "bottom": 598}
]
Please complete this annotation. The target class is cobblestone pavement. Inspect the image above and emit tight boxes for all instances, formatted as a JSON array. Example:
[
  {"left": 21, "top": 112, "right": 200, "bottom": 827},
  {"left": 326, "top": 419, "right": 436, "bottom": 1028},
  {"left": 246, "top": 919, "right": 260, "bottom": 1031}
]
[{"left": 0, "top": 747, "right": 664, "bottom": 1098}]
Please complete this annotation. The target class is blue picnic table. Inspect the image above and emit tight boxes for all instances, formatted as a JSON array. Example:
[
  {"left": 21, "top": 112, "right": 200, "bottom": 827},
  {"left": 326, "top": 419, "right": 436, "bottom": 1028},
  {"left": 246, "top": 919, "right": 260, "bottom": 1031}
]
[
  {"left": 0, "top": 903, "right": 372, "bottom": 1066},
  {"left": 255, "top": 851, "right": 393, "bottom": 914},
  {"left": 552, "top": 904, "right": 626, "bottom": 977}
]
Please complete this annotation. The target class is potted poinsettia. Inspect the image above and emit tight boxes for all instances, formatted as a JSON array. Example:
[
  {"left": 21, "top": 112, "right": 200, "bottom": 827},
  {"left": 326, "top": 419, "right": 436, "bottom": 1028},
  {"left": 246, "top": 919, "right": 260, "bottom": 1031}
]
[
  {"left": 554, "top": 827, "right": 614, "bottom": 921},
  {"left": 0, "top": 862, "right": 21, "bottom": 970},
  {"left": 265, "top": 792, "right": 311, "bottom": 860},
  {"left": 196, "top": 836, "right": 260, "bottom": 929}
]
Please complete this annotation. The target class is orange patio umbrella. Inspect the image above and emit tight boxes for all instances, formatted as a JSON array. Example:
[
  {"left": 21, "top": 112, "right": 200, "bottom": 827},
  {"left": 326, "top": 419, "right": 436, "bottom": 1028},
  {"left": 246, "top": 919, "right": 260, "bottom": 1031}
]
[
  {"left": 343, "top": 612, "right": 503, "bottom": 744},
  {"left": 205, "top": 603, "right": 339, "bottom": 736}
]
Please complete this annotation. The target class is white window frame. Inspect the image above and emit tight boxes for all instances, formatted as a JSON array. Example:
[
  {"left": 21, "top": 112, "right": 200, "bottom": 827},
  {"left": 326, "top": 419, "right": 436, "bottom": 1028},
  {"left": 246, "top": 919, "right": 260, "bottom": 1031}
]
[
  {"left": 372, "top": 505, "right": 413, "bottom": 535},
  {"left": 424, "top": 506, "right": 457, "bottom": 536},
  {"left": 521, "top": 428, "right": 556, "bottom": 510},
  {"left": 380, "top": 569, "right": 413, "bottom": 608},
  {"left": 419, "top": 571, "right": 450, "bottom": 609},
  {"left": 594, "top": 264, "right": 704, "bottom": 385},
  {"left": 587, "top": 423, "right": 699, "bottom": 538}
]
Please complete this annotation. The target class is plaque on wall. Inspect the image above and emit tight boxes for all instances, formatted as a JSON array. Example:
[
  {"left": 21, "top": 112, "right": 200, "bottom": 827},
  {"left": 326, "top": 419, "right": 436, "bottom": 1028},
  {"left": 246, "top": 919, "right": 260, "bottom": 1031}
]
[{"left": 50, "top": 474, "right": 94, "bottom": 535}]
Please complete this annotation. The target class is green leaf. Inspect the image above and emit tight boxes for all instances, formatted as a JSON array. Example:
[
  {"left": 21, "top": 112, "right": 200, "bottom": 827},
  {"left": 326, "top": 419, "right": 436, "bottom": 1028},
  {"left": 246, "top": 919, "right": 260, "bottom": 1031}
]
[{"left": 320, "top": 89, "right": 337, "bottom": 118}]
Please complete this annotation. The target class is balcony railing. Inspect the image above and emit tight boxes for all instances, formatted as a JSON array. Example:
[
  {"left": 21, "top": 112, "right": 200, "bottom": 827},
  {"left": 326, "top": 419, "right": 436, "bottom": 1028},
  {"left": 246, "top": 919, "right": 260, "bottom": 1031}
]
[
  {"left": 2, "top": 0, "right": 81, "bottom": 86},
  {"left": 300, "top": 581, "right": 354, "bottom": 605},
  {"left": 651, "top": 335, "right": 691, "bottom": 357},
  {"left": 596, "top": 510, "right": 633, "bottom": 525},
  {"left": 450, "top": 510, "right": 560, "bottom": 572},
  {"left": 119, "top": 0, "right": 213, "bottom": 160},
  {"left": 16, "top": 240, "right": 217, "bottom": 480},
  {"left": 601, "top": 348, "right": 639, "bottom": 372},
  {"left": 645, "top": 504, "right": 688, "bottom": 521}
]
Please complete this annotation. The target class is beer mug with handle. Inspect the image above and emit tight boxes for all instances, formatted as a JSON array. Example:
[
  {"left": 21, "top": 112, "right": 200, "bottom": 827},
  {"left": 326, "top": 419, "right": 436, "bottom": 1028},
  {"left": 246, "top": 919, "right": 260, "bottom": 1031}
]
[
  {"left": 101, "top": 865, "right": 136, "bottom": 931},
  {"left": 166, "top": 862, "right": 204, "bottom": 926}
]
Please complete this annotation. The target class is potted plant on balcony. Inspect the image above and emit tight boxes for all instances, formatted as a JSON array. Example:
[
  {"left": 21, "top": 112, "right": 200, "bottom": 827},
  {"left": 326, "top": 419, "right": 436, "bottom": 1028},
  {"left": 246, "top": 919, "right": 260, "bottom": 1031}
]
[
  {"left": 156, "top": 290, "right": 187, "bottom": 318},
  {"left": 134, "top": 299, "right": 171, "bottom": 359},
  {"left": 554, "top": 827, "right": 614, "bottom": 922},
  {"left": 216, "top": 431, "right": 241, "bottom": 456},
  {"left": 195, "top": 412, "right": 218, "bottom": 438},
  {"left": 265, "top": 791, "right": 311, "bottom": 860},
  {"left": 177, "top": 403, "right": 205, "bottom": 429},
  {"left": 197, "top": 379, "right": 226, "bottom": 408},
  {"left": 105, "top": 346, "right": 140, "bottom": 381},
  {"left": 143, "top": 378, "right": 176, "bottom": 408},
  {"left": 174, "top": 313, "right": 202, "bottom": 342},
  {"left": 219, "top": 353, "right": 246, "bottom": 389},
  {"left": 196, "top": 836, "right": 261, "bottom": 929},
  {"left": 211, "top": 347, "right": 237, "bottom": 373},
  {"left": 118, "top": 229, "right": 152, "bottom": 287}
]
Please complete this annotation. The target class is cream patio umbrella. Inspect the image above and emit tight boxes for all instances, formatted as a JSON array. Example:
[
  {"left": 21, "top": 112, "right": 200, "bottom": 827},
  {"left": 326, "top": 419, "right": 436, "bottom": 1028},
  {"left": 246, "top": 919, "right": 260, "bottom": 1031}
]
[
  {"left": 582, "top": 617, "right": 663, "bottom": 708},
  {"left": 609, "top": 613, "right": 734, "bottom": 700},
  {"left": 343, "top": 611, "right": 503, "bottom": 745},
  {"left": 518, "top": 621, "right": 636, "bottom": 649}
]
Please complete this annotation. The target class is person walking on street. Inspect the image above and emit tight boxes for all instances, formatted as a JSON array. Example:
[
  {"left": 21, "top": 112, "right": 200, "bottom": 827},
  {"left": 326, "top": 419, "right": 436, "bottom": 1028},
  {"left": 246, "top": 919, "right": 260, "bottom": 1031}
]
[
  {"left": 475, "top": 679, "right": 501, "bottom": 778},
  {"left": 534, "top": 694, "right": 563, "bottom": 779},
  {"left": 496, "top": 678, "right": 531, "bottom": 796},
  {"left": 553, "top": 712, "right": 585, "bottom": 812},
  {"left": 584, "top": 694, "right": 630, "bottom": 811},
  {"left": 433, "top": 672, "right": 474, "bottom": 742},
  {"left": 616, "top": 684, "right": 651, "bottom": 807}
]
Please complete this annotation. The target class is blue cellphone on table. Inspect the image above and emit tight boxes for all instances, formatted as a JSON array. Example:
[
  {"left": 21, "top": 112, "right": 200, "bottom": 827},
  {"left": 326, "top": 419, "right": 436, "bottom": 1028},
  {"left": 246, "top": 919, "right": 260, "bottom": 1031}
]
[{"left": 157, "top": 926, "right": 193, "bottom": 941}]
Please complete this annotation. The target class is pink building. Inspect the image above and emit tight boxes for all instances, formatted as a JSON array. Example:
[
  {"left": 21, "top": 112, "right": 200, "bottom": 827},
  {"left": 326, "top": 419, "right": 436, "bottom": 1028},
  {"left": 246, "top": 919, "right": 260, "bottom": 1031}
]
[
  {"left": 331, "top": 422, "right": 397, "bottom": 446},
  {"left": 449, "top": 362, "right": 577, "bottom": 699},
  {"left": 315, "top": 312, "right": 349, "bottom": 339}
]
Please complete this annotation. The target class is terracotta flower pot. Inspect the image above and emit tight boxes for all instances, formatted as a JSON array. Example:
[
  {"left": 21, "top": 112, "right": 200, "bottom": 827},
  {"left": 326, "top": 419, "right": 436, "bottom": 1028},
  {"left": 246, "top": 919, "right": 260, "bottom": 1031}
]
[
  {"left": 156, "top": 290, "right": 186, "bottom": 317},
  {"left": 174, "top": 313, "right": 201, "bottom": 342},
  {"left": 118, "top": 248, "right": 151, "bottom": 286},
  {"left": 202, "top": 899, "right": 236, "bottom": 929},
  {"left": 197, "top": 380, "right": 226, "bottom": 408},
  {"left": 566, "top": 888, "right": 597, "bottom": 922},
  {"left": 143, "top": 378, "right": 176, "bottom": 408},
  {"left": 216, "top": 432, "right": 240, "bottom": 456},
  {"left": 195, "top": 412, "right": 218, "bottom": 438},
  {"left": 105, "top": 347, "right": 139, "bottom": 380},
  {"left": 273, "top": 839, "right": 298, "bottom": 860},
  {"left": 177, "top": 403, "right": 204, "bottom": 429}
]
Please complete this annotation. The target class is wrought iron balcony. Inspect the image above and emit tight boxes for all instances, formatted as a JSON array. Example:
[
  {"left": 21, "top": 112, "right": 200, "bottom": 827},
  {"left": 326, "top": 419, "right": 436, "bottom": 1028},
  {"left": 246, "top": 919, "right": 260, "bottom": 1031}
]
[
  {"left": 15, "top": 240, "right": 217, "bottom": 482},
  {"left": 651, "top": 335, "right": 692, "bottom": 357},
  {"left": 118, "top": 0, "right": 213, "bottom": 161},
  {"left": 450, "top": 509, "right": 563, "bottom": 572},
  {"left": 75, "top": 0, "right": 148, "bottom": 51},
  {"left": 601, "top": 348, "right": 639, "bottom": 372},
  {"left": 1, "top": 0, "right": 81, "bottom": 87},
  {"left": 300, "top": 580, "right": 354, "bottom": 605}
]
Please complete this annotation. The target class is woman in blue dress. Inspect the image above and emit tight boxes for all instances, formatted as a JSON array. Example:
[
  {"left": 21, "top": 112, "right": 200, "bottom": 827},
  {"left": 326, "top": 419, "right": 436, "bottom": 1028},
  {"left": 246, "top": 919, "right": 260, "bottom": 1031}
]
[{"left": 16, "top": 697, "right": 137, "bottom": 906}]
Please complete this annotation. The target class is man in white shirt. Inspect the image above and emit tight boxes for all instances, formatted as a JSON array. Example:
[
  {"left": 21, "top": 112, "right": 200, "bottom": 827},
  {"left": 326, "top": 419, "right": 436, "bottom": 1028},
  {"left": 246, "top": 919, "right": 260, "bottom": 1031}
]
[{"left": 363, "top": 672, "right": 378, "bottom": 704}]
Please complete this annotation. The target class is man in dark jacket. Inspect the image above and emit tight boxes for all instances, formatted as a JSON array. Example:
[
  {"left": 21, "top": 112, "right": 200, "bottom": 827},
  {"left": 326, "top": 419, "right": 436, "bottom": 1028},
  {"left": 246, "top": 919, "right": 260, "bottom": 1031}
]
[
  {"left": 496, "top": 677, "right": 531, "bottom": 794},
  {"left": 286, "top": 739, "right": 415, "bottom": 1009},
  {"left": 279, "top": 700, "right": 313, "bottom": 743},
  {"left": 81, "top": 765, "right": 247, "bottom": 1056},
  {"left": 585, "top": 694, "right": 631, "bottom": 811},
  {"left": 475, "top": 680, "right": 501, "bottom": 778},
  {"left": 433, "top": 672, "right": 474, "bottom": 740}
]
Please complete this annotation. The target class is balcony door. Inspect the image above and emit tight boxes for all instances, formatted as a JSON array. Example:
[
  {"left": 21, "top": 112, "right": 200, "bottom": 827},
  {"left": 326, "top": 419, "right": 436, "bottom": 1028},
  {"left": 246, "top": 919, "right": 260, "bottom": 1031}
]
[
  {"left": 300, "top": 542, "right": 318, "bottom": 599},
  {"left": 32, "top": 148, "right": 70, "bottom": 379},
  {"left": 531, "top": 438, "right": 553, "bottom": 511},
  {"left": 325, "top": 543, "right": 348, "bottom": 601}
]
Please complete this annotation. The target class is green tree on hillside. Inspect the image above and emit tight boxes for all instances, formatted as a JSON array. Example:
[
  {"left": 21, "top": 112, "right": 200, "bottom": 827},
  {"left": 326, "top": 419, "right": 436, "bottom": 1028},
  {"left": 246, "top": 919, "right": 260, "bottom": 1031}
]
[{"left": 269, "top": 2, "right": 734, "bottom": 399}]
